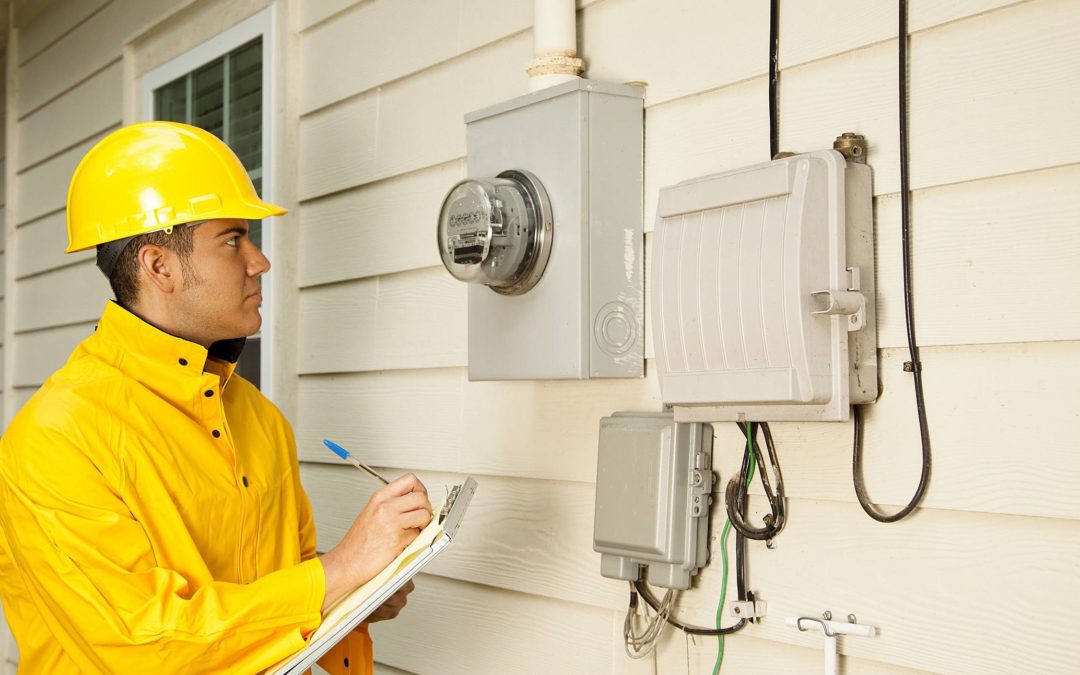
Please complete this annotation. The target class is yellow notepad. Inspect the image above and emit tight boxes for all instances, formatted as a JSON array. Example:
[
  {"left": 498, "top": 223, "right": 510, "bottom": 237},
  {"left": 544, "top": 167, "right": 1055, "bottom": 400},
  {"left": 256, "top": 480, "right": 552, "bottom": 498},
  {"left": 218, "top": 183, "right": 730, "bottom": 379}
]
[{"left": 266, "top": 477, "right": 476, "bottom": 675}]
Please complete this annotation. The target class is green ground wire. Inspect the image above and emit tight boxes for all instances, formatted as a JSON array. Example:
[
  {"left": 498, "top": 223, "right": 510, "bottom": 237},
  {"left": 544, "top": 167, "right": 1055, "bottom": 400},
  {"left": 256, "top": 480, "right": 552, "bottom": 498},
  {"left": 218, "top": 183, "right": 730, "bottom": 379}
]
[
  {"left": 713, "top": 424, "right": 758, "bottom": 675},
  {"left": 712, "top": 519, "right": 733, "bottom": 674}
]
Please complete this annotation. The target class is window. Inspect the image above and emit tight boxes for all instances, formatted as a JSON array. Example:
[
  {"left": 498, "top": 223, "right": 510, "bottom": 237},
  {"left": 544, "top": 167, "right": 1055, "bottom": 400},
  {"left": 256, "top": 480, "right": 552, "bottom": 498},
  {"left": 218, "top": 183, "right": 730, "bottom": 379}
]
[
  {"left": 140, "top": 9, "right": 276, "bottom": 395},
  {"left": 154, "top": 37, "right": 264, "bottom": 250}
]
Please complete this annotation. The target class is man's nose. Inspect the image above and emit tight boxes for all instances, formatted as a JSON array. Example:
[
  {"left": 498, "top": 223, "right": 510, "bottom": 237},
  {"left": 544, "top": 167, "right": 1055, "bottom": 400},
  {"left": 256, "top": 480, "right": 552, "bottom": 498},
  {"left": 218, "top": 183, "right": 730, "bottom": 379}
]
[{"left": 248, "top": 243, "right": 271, "bottom": 276}]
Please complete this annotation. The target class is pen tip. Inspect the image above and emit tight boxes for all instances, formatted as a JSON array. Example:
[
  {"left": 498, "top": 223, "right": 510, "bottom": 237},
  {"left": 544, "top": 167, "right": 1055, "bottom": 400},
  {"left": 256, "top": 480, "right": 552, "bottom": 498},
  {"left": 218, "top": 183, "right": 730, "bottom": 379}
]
[{"left": 323, "top": 439, "right": 349, "bottom": 460}]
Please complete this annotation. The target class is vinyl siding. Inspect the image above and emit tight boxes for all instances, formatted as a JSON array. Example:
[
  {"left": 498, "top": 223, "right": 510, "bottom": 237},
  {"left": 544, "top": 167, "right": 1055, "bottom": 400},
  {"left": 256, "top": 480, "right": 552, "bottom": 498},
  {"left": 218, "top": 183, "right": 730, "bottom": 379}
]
[
  {"left": 2, "top": 0, "right": 1077, "bottom": 673},
  {"left": 296, "top": 1, "right": 1080, "bottom": 673}
]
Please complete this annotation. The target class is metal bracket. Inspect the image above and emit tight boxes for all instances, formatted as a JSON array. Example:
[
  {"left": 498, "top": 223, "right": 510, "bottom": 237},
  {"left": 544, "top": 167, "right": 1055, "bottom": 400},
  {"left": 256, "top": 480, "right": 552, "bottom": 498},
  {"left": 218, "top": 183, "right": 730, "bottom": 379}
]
[
  {"left": 730, "top": 599, "right": 767, "bottom": 620},
  {"left": 811, "top": 289, "right": 867, "bottom": 332},
  {"left": 846, "top": 266, "right": 861, "bottom": 291},
  {"left": 786, "top": 614, "right": 877, "bottom": 675}
]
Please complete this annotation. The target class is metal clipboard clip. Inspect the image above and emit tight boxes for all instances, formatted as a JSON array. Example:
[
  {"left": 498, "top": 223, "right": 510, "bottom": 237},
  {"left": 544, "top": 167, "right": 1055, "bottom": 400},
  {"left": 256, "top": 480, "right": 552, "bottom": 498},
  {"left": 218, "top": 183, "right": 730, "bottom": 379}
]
[{"left": 437, "top": 476, "right": 477, "bottom": 538}]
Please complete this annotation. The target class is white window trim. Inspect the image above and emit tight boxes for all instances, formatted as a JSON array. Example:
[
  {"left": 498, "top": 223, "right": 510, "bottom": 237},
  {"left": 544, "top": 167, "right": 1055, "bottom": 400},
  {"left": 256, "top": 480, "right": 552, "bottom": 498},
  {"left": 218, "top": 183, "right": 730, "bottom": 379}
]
[{"left": 138, "top": 7, "right": 279, "bottom": 402}]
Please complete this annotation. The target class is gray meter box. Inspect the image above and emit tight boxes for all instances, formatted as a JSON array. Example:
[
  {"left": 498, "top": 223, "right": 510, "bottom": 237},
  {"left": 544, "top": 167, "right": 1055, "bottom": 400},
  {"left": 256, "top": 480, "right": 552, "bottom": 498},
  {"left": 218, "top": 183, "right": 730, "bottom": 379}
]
[
  {"left": 593, "top": 412, "right": 714, "bottom": 590},
  {"left": 462, "top": 80, "right": 644, "bottom": 380}
]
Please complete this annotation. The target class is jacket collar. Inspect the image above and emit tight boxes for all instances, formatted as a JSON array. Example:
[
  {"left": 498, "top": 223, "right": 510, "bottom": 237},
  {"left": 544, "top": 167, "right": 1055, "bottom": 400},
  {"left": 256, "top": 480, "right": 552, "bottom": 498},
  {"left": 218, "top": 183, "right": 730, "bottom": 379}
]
[{"left": 92, "top": 301, "right": 242, "bottom": 387}]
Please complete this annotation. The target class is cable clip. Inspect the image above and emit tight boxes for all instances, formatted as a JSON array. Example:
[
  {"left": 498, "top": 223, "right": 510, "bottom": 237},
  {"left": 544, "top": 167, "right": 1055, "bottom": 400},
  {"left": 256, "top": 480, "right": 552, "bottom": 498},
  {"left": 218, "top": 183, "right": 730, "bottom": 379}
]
[
  {"left": 730, "top": 599, "right": 767, "bottom": 621},
  {"left": 902, "top": 361, "right": 921, "bottom": 373}
]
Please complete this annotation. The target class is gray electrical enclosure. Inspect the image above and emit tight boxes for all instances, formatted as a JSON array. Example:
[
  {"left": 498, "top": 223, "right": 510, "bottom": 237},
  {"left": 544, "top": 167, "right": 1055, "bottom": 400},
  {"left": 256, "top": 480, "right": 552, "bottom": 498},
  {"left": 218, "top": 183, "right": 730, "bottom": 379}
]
[
  {"left": 459, "top": 80, "right": 644, "bottom": 380},
  {"left": 593, "top": 412, "right": 714, "bottom": 590},
  {"left": 652, "top": 149, "right": 877, "bottom": 422}
]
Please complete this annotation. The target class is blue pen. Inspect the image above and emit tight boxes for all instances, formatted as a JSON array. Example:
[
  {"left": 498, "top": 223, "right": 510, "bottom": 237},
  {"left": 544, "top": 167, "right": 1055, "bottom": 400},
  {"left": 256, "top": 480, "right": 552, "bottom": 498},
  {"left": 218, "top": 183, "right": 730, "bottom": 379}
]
[{"left": 323, "top": 439, "right": 390, "bottom": 485}]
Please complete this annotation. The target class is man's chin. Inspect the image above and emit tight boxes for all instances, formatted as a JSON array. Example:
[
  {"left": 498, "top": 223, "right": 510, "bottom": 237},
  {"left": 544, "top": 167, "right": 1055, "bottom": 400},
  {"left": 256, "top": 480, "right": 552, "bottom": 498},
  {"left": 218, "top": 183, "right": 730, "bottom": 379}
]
[
  {"left": 244, "top": 314, "right": 263, "bottom": 337},
  {"left": 222, "top": 313, "right": 262, "bottom": 341}
]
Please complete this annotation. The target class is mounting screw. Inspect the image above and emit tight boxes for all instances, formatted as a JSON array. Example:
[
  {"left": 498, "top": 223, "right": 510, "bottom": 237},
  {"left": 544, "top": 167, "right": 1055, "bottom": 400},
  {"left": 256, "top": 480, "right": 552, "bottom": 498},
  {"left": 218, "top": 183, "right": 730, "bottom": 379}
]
[
  {"left": 734, "top": 606, "right": 742, "bottom": 615},
  {"left": 822, "top": 610, "right": 832, "bottom": 621},
  {"left": 848, "top": 613, "right": 857, "bottom": 623}
]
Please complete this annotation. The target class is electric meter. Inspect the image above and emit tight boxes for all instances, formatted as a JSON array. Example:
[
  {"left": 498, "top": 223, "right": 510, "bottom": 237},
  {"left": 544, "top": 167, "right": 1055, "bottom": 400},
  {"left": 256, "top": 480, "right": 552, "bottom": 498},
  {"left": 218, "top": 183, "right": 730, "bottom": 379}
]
[{"left": 437, "top": 169, "right": 553, "bottom": 295}]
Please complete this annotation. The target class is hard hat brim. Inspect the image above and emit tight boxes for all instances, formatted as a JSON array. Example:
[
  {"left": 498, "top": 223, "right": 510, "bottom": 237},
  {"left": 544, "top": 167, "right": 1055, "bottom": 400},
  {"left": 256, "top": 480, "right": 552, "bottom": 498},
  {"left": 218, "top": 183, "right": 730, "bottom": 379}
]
[{"left": 65, "top": 199, "right": 288, "bottom": 253}]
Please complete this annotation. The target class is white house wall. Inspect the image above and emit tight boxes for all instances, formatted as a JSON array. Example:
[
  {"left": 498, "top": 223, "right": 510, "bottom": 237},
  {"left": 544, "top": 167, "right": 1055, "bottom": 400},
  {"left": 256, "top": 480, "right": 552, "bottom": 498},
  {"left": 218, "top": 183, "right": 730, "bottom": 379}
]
[
  {"left": 1, "top": 0, "right": 1078, "bottom": 673},
  {"left": 296, "top": 0, "right": 1080, "bottom": 673}
]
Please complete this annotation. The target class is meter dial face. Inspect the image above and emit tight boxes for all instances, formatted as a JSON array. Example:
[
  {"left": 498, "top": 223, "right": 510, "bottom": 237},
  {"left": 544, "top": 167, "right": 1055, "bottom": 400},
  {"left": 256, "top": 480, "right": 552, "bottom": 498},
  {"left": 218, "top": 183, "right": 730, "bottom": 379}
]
[{"left": 437, "top": 170, "right": 552, "bottom": 295}]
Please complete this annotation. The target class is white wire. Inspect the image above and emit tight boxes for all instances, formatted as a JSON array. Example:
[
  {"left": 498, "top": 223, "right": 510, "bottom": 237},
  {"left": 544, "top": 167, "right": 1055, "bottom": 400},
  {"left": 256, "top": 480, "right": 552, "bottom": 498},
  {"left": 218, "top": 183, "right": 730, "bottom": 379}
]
[{"left": 624, "top": 582, "right": 675, "bottom": 659}]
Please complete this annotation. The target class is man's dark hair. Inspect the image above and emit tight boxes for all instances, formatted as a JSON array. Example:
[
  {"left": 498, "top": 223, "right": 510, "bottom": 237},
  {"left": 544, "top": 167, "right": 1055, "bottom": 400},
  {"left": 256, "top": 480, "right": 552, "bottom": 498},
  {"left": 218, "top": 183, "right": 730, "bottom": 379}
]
[{"left": 105, "top": 225, "right": 199, "bottom": 309}]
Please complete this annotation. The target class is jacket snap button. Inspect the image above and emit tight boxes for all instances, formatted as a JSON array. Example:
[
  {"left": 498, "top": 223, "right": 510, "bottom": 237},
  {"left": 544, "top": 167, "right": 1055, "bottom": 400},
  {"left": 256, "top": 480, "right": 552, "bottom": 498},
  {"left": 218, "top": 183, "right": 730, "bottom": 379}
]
[
  {"left": 178, "top": 358, "right": 188, "bottom": 366},
  {"left": 242, "top": 476, "right": 249, "bottom": 488},
  {"left": 204, "top": 390, "right": 214, "bottom": 397},
  {"left": 211, "top": 430, "right": 221, "bottom": 438}
]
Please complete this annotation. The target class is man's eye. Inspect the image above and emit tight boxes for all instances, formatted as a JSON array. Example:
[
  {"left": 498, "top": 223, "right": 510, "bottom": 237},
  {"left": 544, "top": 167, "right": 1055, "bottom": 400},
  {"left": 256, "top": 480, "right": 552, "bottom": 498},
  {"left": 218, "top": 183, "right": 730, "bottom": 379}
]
[{"left": 227, "top": 236, "right": 240, "bottom": 247}]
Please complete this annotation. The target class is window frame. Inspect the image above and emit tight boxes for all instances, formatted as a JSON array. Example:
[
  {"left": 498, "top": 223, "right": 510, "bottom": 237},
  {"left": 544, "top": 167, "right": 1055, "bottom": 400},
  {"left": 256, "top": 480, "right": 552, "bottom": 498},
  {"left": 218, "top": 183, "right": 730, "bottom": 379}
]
[{"left": 138, "top": 7, "right": 279, "bottom": 401}]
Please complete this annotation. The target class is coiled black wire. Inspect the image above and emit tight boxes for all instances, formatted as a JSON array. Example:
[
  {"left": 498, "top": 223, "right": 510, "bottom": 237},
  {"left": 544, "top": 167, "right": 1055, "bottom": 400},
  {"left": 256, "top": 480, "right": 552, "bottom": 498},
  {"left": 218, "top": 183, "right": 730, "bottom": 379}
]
[
  {"left": 726, "top": 422, "right": 786, "bottom": 540},
  {"left": 852, "top": 0, "right": 932, "bottom": 522}
]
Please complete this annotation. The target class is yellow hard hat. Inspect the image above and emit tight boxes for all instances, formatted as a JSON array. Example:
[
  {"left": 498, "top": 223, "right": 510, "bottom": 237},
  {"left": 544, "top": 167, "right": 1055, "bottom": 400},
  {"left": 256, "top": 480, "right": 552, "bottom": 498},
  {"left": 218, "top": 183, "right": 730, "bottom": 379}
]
[{"left": 66, "top": 121, "right": 286, "bottom": 253}]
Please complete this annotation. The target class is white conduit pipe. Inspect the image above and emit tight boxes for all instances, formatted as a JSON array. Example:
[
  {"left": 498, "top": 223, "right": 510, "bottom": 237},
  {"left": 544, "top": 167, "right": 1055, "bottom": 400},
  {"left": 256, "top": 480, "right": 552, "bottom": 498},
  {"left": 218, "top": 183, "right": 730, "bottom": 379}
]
[
  {"left": 786, "top": 616, "right": 877, "bottom": 675},
  {"left": 527, "top": 0, "right": 584, "bottom": 91}
]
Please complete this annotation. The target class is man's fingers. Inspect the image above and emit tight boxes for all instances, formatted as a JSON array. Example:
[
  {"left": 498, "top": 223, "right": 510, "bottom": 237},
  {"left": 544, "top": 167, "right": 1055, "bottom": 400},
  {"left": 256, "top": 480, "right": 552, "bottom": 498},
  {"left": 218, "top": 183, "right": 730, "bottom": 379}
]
[
  {"left": 382, "top": 472, "right": 427, "bottom": 498},
  {"left": 401, "top": 473, "right": 425, "bottom": 494},
  {"left": 377, "top": 491, "right": 431, "bottom": 527},
  {"left": 394, "top": 490, "right": 432, "bottom": 516},
  {"left": 402, "top": 507, "right": 429, "bottom": 529},
  {"left": 386, "top": 582, "right": 413, "bottom": 609},
  {"left": 368, "top": 580, "right": 416, "bottom": 622}
]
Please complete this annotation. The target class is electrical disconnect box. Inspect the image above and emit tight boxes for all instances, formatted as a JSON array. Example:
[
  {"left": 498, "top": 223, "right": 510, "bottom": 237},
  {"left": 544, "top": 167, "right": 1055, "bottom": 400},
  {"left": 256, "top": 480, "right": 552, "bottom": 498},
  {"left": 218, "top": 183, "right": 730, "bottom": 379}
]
[
  {"left": 651, "top": 148, "right": 878, "bottom": 422},
  {"left": 437, "top": 80, "right": 644, "bottom": 381},
  {"left": 593, "top": 412, "right": 714, "bottom": 590}
]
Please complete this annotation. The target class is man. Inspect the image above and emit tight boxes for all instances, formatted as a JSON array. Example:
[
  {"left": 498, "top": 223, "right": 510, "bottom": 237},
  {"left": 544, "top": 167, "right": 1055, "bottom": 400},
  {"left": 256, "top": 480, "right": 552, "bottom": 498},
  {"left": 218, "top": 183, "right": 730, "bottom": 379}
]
[{"left": 0, "top": 122, "right": 430, "bottom": 673}]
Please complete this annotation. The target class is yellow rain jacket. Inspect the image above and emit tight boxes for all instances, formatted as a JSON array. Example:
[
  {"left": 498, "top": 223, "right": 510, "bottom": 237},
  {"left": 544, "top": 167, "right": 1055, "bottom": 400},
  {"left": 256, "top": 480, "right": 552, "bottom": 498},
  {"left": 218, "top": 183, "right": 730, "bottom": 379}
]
[{"left": 0, "top": 302, "right": 372, "bottom": 674}]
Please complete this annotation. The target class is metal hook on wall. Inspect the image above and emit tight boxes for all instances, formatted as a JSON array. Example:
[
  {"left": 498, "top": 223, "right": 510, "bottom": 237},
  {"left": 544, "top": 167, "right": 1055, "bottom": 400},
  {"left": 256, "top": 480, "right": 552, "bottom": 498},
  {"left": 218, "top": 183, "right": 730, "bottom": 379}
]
[{"left": 787, "top": 614, "right": 877, "bottom": 675}]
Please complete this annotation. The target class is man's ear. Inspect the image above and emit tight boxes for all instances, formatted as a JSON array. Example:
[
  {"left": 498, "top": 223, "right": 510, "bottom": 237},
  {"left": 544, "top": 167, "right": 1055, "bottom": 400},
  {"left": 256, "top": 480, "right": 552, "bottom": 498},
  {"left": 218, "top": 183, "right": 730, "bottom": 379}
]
[{"left": 137, "top": 244, "right": 179, "bottom": 294}]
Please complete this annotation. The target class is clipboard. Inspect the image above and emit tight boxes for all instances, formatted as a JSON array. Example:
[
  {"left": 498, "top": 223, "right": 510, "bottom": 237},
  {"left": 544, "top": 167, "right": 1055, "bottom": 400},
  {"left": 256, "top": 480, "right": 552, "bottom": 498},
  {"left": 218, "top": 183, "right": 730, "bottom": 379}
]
[{"left": 267, "top": 477, "right": 478, "bottom": 675}]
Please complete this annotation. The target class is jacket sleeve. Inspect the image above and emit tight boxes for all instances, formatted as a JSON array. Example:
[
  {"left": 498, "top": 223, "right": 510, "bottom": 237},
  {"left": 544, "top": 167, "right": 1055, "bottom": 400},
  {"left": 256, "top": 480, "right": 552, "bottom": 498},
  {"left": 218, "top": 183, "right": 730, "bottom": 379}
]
[
  {"left": 286, "top": 423, "right": 375, "bottom": 675},
  {"left": 290, "top": 425, "right": 319, "bottom": 564},
  {"left": 0, "top": 427, "right": 325, "bottom": 675}
]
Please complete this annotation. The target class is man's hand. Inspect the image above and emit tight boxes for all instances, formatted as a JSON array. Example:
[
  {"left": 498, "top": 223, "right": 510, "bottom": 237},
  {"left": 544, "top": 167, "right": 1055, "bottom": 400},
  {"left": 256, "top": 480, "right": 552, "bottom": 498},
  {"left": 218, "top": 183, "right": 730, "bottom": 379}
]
[
  {"left": 367, "top": 580, "right": 415, "bottom": 623},
  {"left": 320, "top": 473, "right": 430, "bottom": 611}
]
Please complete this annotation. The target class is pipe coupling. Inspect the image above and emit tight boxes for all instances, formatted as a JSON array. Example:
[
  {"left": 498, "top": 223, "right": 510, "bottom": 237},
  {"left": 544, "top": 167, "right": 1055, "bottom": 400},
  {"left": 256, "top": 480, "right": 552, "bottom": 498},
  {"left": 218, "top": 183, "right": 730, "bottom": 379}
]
[{"left": 526, "top": 49, "right": 585, "bottom": 77}]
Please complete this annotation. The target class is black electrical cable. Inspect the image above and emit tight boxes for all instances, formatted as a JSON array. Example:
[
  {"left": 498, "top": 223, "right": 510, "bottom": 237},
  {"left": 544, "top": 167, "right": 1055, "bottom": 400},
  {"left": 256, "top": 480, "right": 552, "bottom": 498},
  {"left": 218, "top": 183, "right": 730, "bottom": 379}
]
[
  {"left": 768, "top": 0, "right": 780, "bottom": 158},
  {"left": 634, "top": 580, "right": 746, "bottom": 636},
  {"left": 733, "top": 445, "right": 750, "bottom": 601},
  {"left": 631, "top": 530, "right": 750, "bottom": 637},
  {"left": 726, "top": 422, "right": 787, "bottom": 540},
  {"left": 852, "top": 0, "right": 932, "bottom": 523},
  {"left": 631, "top": 520, "right": 750, "bottom": 637},
  {"left": 630, "top": 435, "right": 754, "bottom": 637}
]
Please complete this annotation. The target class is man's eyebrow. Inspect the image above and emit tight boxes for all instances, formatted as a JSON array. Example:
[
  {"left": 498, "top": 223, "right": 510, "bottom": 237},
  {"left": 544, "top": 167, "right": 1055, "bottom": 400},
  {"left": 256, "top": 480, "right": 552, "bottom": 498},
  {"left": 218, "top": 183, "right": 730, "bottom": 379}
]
[{"left": 215, "top": 225, "right": 249, "bottom": 238}]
